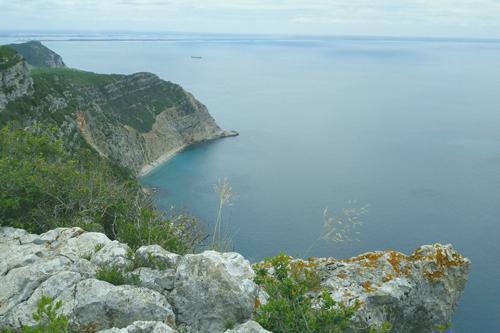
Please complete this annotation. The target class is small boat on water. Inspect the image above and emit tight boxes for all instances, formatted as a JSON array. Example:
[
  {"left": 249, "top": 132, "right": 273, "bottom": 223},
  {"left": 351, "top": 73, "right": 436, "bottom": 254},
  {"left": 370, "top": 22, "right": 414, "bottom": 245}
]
[{"left": 191, "top": 56, "right": 202, "bottom": 59}]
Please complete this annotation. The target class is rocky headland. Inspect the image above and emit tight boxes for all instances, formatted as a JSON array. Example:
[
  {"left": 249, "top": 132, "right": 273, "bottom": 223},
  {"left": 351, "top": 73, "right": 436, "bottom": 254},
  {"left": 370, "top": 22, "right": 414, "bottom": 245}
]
[{"left": 0, "top": 42, "right": 237, "bottom": 175}]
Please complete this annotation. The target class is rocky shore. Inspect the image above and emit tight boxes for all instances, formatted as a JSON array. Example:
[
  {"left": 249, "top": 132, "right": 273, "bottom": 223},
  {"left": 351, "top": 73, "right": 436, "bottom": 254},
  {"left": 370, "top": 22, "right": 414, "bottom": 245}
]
[{"left": 0, "top": 227, "right": 470, "bottom": 333}]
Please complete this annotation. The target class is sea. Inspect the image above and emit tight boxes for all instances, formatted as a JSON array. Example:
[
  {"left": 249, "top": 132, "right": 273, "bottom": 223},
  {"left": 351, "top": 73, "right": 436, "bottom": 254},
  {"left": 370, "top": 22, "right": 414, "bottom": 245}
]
[{"left": 2, "top": 32, "right": 500, "bottom": 332}]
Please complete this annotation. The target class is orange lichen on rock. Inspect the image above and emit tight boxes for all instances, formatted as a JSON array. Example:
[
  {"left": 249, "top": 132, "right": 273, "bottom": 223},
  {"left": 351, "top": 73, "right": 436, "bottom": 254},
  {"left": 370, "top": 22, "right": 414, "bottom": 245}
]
[
  {"left": 434, "top": 247, "right": 466, "bottom": 268},
  {"left": 388, "top": 251, "right": 404, "bottom": 275},
  {"left": 254, "top": 297, "right": 262, "bottom": 310},
  {"left": 382, "top": 274, "right": 394, "bottom": 283},
  {"left": 361, "top": 281, "right": 377, "bottom": 293},
  {"left": 342, "top": 252, "right": 385, "bottom": 268},
  {"left": 424, "top": 270, "right": 444, "bottom": 282}
]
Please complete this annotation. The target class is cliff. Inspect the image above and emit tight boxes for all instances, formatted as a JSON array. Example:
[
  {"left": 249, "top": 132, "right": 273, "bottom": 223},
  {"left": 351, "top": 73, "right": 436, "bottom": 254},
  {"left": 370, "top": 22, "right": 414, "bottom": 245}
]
[
  {"left": 0, "top": 227, "right": 470, "bottom": 333},
  {"left": 0, "top": 47, "right": 33, "bottom": 109},
  {"left": 0, "top": 42, "right": 236, "bottom": 175},
  {"left": 7, "top": 41, "right": 66, "bottom": 68}
]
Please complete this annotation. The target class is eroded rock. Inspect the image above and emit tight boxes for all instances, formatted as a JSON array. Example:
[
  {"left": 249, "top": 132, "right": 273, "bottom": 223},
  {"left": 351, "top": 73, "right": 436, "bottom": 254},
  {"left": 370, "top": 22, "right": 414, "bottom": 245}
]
[{"left": 170, "top": 251, "right": 258, "bottom": 333}]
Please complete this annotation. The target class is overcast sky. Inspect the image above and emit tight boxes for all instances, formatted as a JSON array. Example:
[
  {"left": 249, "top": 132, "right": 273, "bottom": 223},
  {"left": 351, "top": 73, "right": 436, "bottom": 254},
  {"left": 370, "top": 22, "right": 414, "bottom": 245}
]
[{"left": 1, "top": 0, "right": 500, "bottom": 38}]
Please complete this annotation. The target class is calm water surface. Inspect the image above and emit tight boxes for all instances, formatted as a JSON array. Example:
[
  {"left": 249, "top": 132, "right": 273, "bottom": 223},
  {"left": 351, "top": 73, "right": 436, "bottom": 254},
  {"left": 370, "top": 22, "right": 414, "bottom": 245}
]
[{"left": 3, "top": 34, "right": 499, "bottom": 332}]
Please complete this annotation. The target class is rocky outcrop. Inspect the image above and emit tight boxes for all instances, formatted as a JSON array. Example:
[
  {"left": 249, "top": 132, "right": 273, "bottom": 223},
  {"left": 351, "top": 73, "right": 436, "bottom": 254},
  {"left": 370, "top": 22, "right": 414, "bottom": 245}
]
[
  {"left": 0, "top": 227, "right": 258, "bottom": 333},
  {"left": 170, "top": 251, "right": 258, "bottom": 332},
  {"left": 0, "top": 227, "right": 469, "bottom": 333},
  {"left": 0, "top": 49, "right": 33, "bottom": 109},
  {"left": 7, "top": 41, "right": 66, "bottom": 68},
  {"left": 289, "top": 245, "right": 470, "bottom": 333}
]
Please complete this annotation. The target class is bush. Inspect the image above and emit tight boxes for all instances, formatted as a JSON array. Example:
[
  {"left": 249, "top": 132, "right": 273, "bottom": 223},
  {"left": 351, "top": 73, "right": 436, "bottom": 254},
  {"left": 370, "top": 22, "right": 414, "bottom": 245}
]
[
  {"left": 0, "top": 124, "right": 204, "bottom": 254},
  {"left": 254, "top": 253, "right": 359, "bottom": 333},
  {"left": 22, "top": 295, "right": 69, "bottom": 333},
  {"left": 254, "top": 254, "right": 392, "bottom": 333},
  {"left": 95, "top": 266, "right": 140, "bottom": 286}
]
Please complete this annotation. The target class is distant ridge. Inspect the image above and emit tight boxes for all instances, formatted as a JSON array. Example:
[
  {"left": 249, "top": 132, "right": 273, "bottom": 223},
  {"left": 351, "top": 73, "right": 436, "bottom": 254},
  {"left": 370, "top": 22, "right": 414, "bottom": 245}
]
[{"left": 7, "top": 40, "right": 66, "bottom": 68}]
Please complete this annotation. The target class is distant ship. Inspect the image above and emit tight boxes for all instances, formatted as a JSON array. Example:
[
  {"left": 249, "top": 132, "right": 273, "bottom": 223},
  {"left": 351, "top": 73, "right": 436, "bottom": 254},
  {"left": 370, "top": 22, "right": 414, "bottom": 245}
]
[{"left": 191, "top": 56, "right": 202, "bottom": 59}]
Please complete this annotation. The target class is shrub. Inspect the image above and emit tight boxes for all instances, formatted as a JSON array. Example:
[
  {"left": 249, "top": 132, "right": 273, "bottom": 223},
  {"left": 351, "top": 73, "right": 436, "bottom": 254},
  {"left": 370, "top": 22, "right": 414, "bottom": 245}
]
[
  {"left": 254, "top": 253, "right": 359, "bottom": 333},
  {"left": 22, "top": 295, "right": 69, "bottom": 333},
  {"left": 95, "top": 266, "right": 140, "bottom": 286},
  {"left": 0, "top": 124, "right": 204, "bottom": 254},
  {"left": 254, "top": 253, "right": 392, "bottom": 333}
]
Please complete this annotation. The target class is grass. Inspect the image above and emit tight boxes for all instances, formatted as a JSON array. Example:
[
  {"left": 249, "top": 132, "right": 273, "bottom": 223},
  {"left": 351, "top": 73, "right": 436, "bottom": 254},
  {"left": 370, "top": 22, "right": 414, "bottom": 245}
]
[
  {"left": 95, "top": 266, "right": 140, "bottom": 286},
  {"left": 0, "top": 46, "right": 21, "bottom": 71}
]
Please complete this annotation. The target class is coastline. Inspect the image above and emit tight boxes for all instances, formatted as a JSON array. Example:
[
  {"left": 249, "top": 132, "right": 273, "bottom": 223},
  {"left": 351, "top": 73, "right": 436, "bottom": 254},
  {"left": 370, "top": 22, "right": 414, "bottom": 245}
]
[{"left": 138, "top": 130, "right": 239, "bottom": 178}]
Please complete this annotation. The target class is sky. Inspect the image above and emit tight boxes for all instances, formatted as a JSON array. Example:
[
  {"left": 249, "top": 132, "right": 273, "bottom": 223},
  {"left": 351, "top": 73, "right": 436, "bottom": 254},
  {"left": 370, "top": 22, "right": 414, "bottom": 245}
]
[{"left": 1, "top": 0, "right": 500, "bottom": 38}]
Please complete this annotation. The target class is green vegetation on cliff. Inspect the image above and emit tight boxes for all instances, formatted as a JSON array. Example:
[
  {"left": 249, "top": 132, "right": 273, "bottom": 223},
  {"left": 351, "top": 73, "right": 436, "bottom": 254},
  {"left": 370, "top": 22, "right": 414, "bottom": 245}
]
[
  {"left": 1, "top": 67, "right": 200, "bottom": 133},
  {"left": 6, "top": 41, "right": 66, "bottom": 69},
  {"left": 0, "top": 46, "right": 21, "bottom": 71},
  {"left": 0, "top": 125, "right": 204, "bottom": 253}
]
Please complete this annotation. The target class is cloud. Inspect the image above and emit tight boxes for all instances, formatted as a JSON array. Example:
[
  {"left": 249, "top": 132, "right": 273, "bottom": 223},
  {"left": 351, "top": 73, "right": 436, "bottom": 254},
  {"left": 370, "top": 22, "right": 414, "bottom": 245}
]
[{"left": 1, "top": 0, "right": 500, "bottom": 37}]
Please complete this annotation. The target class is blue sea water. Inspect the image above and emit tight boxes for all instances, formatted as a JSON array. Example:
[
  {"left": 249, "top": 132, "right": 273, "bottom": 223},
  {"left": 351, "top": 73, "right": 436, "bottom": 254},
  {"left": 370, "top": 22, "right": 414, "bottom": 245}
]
[{"left": 2, "top": 33, "right": 500, "bottom": 332}]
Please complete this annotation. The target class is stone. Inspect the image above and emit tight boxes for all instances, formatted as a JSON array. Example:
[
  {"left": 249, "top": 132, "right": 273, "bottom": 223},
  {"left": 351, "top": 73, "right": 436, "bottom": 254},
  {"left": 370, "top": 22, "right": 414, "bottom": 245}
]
[
  {"left": 313, "top": 243, "right": 470, "bottom": 333},
  {"left": 59, "top": 279, "right": 175, "bottom": 331},
  {"left": 133, "top": 267, "right": 176, "bottom": 293},
  {"left": 91, "top": 240, "right": 132, "bottom": 270},
  {"left": 225, "top": 321, "right": 271, "bottom": 333},
  {"left": 135, "top": 244, "right": 181, "bottom": 269},
  {"left": 97, "top": 321, "right": 177, "bottom": 333},
  {"left": 170, "top": 251, "right": 258, "bottom": 333}
]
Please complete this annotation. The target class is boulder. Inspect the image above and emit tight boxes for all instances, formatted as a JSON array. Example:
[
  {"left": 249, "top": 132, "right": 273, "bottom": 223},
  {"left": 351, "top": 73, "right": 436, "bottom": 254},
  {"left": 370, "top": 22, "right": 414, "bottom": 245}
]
[
  {"left": 170, "top": 251, "right": 258, "bottom": 333},
  {"left": 135, "top": 245, "right": 181, "bottom": 269},
  {"left": 225, "top": 321, "right": 271, "bottom": 333},
  {"left": 314, "top": 244, "right": 470, "bottom": 333},
  {"left": 58, "top": 279, "right": 175, "bottom": 331},
  {"left": 133, "top": 267, "right": 176, "bottom": 293},
  {"left": 92, "top": 240, "right": 133, "bottom": 270},
  {"left": 97, "top": 321, "right": 177, "bottom": 333}
]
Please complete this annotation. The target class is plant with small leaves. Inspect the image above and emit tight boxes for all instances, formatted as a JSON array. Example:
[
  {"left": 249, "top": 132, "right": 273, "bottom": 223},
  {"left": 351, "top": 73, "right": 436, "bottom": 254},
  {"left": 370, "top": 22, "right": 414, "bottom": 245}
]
[{"left": 21, "top": 295, "right": 69, "bottom": 333}]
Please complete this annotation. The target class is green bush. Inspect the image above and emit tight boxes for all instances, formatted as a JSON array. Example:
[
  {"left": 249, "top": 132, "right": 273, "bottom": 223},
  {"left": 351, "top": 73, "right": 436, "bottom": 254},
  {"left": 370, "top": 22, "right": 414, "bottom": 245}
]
[
  {"left": 95, "top": 266, "right": 140, "bottom": 286},
  {"left": 254, "top": 253, "right": 359, "bottom": 333},
  {"left": 22, "top": 295, "right": 69, "bottom": 333},
  {"left": 254, "top": 254, "right": 392, "bottom": 333},
  {"left": 0, "top": 124, "right": 204, "bottom": 254}
]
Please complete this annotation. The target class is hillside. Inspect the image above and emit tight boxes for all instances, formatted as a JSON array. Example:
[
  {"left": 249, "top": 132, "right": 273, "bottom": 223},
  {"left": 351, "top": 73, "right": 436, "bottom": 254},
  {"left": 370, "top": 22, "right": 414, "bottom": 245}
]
[
  {"left": 7, "top": 40, "right": 66, "bottom": 68},
  {"left": 0, "top": 42, "right": 236, "bottom": 174}
]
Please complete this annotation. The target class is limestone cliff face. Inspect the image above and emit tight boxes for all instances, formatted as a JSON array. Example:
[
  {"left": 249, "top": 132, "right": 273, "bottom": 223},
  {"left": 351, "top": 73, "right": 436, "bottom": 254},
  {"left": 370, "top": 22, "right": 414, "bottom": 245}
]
[
  {"left": 0, "top": 52, "right": 33, "bottom": 109},
  {"left": 75, "top": 72, "right": 232, "bottom": 175},
  {"left": 0, "top": 227, "right": 469, "bottom": 333}
]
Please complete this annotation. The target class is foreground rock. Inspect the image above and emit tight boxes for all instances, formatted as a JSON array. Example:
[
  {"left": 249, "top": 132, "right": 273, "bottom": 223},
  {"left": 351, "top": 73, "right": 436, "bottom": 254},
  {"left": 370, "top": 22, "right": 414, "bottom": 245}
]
[
  {"left": 170, "top": 251, "right": 258, "bottom": 332},
  {"left": 0, "top": 227, "right": 469, "bottom": 333},
  {"left": 299, "top": 244, "right": 470, "bottom": 333},
  {"left": 0, "top": 227, "right": 257, "bottom": 332}
]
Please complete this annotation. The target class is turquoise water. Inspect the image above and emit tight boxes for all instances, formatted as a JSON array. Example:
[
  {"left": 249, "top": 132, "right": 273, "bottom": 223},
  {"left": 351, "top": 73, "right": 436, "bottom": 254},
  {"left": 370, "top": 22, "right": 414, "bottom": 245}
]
[{"left": 3, "top": 34, "right": 500, "bottom": 332}]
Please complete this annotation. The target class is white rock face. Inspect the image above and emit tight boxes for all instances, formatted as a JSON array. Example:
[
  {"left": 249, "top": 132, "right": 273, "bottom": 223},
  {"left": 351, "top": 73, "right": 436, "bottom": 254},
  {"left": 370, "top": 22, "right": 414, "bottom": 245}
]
[
  {"left": 0, "top": 227, "right": 175, "bottom": 332},
  {"left": 0, "top": 227, "right": 470, "bottom": 333},
  {"left": 311, "top": 244, "right": 471, "bottom": 333},
  {"left": 170, "top": 251, "right": 258, "bottom": 333},
  {"left": 135, "top": 244, "right": 180, "bottom": 269},
  {"left": 224, "top": 321, "right": 272, "bottom": 333},
  {"left": 59, "top": 279, "right": 175, "bottom": 331},
  {"left": 97, "top": 321, "right": 178, "bottom": 333}
]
